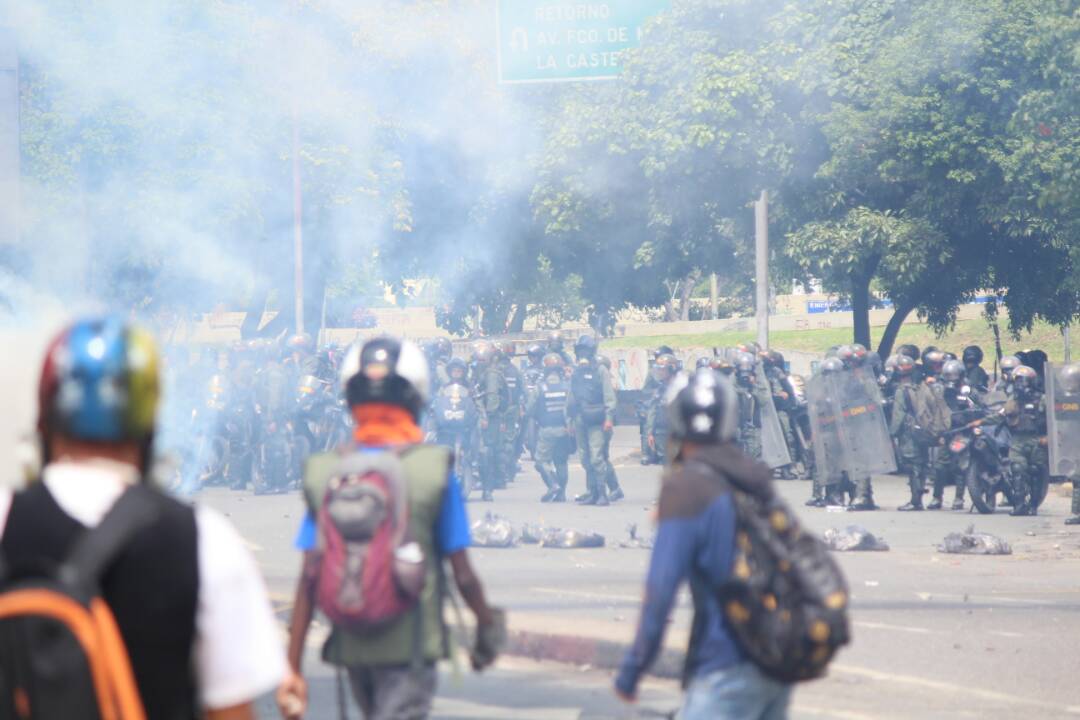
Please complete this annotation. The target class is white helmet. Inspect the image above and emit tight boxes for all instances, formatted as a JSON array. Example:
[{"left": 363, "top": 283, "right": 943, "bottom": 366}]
[{"left": 339, "top": 336, "right": 430, "bottom": 419}]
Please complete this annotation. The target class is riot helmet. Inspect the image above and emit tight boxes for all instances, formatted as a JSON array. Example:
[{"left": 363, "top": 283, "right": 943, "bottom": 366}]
[
  {"left": 597, "top": 355, "right": 612, "bottom": 371},
  {"left": 666, "top": 370, "right": 738, "bottom": 444},
  {"left": 527, "top": 343, "right": 545, "bottom": 365},
  {"left": 962, "top": 346, "right": 984, "bottom": 368},
  {"left": 924, "top": 350, "right": 946, "bottom": 377},
  {"left": 696, "top": 356, "right": 712, "bottom": 370},
  {"left": 895, "top": 355, "right": 916, "bottom": 378},
  {"left": 1012, "top": 365, "right": 1038, "bottom": 396},
  {"left": 340, "top": 336, "right": 430, "bottom": 419},
  {"left": 447, "top": 358, "right": 468, "bottom": 383},
  {"left": 941, "top": 359, "right": 965, "bottom": 387},
  {"left": 819, "top": 357, "right": 844, "bottom": 375},
  {"left": 1000, "top": 355, "right": 1021, "bottom": 378},
  {"left": 767, "top": 350, "right": 786, "bottom": 370},
  {"left": 574, "top": 334, "right": 599, "bottom": 361},
  {"left": 734, "top": 352, "right": 756, "bottom": 381},
  {"left": 547, "top": 330, "right": 565, "bottom": 352},
  {"left": 653, "top": 353, "right": 678, "bottom": 381}
]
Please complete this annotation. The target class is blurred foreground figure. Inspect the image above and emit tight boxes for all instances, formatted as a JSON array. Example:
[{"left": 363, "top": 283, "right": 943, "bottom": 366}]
[
  {"left": 0, "top": 316, "right": 284, "bottom": 719},
  {"left": 617, "top": 369, "right": 849, "bottom": 719},
  {"left": 279, "top": 336, "right": 504, "bottom": 720}
]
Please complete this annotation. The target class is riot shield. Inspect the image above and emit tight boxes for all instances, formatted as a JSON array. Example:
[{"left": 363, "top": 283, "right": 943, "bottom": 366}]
[
  {"left": 833, "top": 368, "right": 897, "bottom": 477},
  {"left": 755, "top": 363, "right": 793, "bottom": 469},
  {"left": 805, "top": 373, "right": 848, "bottom": 485},
  {"left": 1045, "top": 363, "right": 1080, "bottom": 478}
]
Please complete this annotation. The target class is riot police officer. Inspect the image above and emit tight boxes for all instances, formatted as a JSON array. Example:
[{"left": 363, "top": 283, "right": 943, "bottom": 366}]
[
  {"left": 474, "top": 344, "right": 512, "bottom": 501},
  {"left": 929, "top": 360, "right": 981, "bottom": 510},
  {"left": 999, "top": 365, "right": 1048, "bottom": 516},
  {"left": 995, "top": 355, "right": 1022, "bottom": 395},
  {"left": 962, "top": 346, "right": 990, "bottom": 392},
  {"left": 733, "top": 352, "right": 764, "bottom": 460},
  {"left": 528, "top": 354, "right": 573, "bottom": 502},
  {"left": 547, "top": 330, "right": 574, "bottom": 367},
  {"left": 597, "top": 355, "right": 625, "bottom": 501},
  {"left": 495, "top": 342, "right": 526, "bottom": 476},
  {"left": 644, "top": 354, "right": 679, "bottom": 466},
  {"left": 893, "top": 355, "right": 933, "bottom": 511},
  {"left": 567, "top": 335, "right": 618, "bottom": 506},
  {"left": 763, "top": 349, "right": 799, "bottom": 479}
]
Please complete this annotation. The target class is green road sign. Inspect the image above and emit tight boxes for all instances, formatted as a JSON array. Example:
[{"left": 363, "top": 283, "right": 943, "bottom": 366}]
[{"left": 497, "top": 0, "right": 669, "bottom": 84}]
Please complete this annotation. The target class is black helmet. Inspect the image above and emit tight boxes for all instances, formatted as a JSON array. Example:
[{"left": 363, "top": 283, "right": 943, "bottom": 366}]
[
  {"left": 941, "top": 359, "right": 965, "bottom": 385},
  {"left": 434, "top": 337, "right": 453, "bottom": 359},
  {"left": 921, "top": 346, "right": 940, "bottom": 366},
  {"left": 883, "top": 355, "right": 900, "bottom": 378},
  {"left": 696, "top": 356, "right": 712, "bottom": 370},
  {"left": 767, "top": 350, "right": 786, "bottom": 369},
  {"left": 666, "top": 370, "right": 738, "bottom": 444},
  {"left": 654, "top": 345, "right": 675, "bottom": 358},
  {"left": 820, "top": 357, "right": 845, "bottom": 375},
  {"left": 547, "top": 330, "right": 564, "bottom": 351},
  {"left": 340, "top": 337, "right": 429, "bottom": 419},
  {"left": 574, "top": 334, "right": 599, "bottom": 360},
  {"left": 1012, "top": 365, "right": 1038, "bottom": 394},
  {"left": 527, "top": 343, "right": 545, "bottom": 363},
  {"left": 447, "top": 357, "right": 468, "bottom": 380},
  {"left": 923, "top": 350, "right": 946, "bottom": 376},
  {"left": 897, "top": 344, "right": 920, "bottom": 361}
]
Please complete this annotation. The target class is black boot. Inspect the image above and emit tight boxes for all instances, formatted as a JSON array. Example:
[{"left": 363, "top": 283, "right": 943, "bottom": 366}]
[
  {"left": 575, "top": 491, "right": 597, "bottom": 504},
  {"left": 1010, "top": 503, "right": 1033, "bottom": 517},
  {"left": 551, "top": 487, "right": 566, "bottom": 503},
  {"left": 805, "top": 497, "right": 826, "bottom": 508},
  {"left": 1065, "top": 515, "right": 1080, "bottom": 525},
  {"left": 898, "top": 494, "right": 924, "bottom": 511},
  {"left": 848, "top": 497, "right": 878, "bottom": 512},
  {"left": 594, "top": 484, "right": 610, "bottom": 507},
  {"left": 926, "top": 496, "right": 943, "bottom": 510}
]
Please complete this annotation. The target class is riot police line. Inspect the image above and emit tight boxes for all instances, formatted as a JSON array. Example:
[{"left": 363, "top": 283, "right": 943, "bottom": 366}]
[
  {"left": 162, "top": 330, "right": 628, "bottom": 506},
  {"left": 634, "top": 341, "right": 1080, "bottom": 524}
]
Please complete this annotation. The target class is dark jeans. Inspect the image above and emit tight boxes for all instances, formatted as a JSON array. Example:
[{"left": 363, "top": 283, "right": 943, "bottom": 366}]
[{"left": 347, "top": 663, "right": 437, "bottom": 720}]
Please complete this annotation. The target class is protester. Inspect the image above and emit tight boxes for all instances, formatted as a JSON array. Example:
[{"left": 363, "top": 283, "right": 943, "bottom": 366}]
[
  {"left": 0, "top": 316, "right": 285, "bottom": 719},
  {"left": 278, "top": 336, "right": 504, "bottom": 720}
]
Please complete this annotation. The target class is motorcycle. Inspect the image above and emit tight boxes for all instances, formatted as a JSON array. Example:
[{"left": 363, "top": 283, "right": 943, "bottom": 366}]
[{"left": 947, "top": 421, "right": 1013, "bottom": 514}]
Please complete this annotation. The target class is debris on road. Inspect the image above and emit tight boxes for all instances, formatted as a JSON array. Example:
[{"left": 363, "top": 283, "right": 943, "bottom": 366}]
[
  {"left": 823, "top": 525, "right": 890, "bottom": 552},
  {"left": 471, "top": 513, "right": 517, "bottom": 548},
  {"left": 520, "top": 523, "right": 544, "bottom": 544},
  {"left": 938, "top": 526, "right": 1012, "bottom": 555},
  {"left": 540, "top": 527, "right": 605, "bottom": 549},
  {"left": 617, "top": 523, "right": 654, "bottom": 549}
]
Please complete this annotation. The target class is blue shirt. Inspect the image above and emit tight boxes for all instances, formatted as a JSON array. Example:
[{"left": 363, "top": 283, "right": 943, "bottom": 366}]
[
  {"left": 616, "top": 492, "right": 743, "bottom": 696},
  {"left": 294, "top": 451, "right": 472, "bottom": 557}
]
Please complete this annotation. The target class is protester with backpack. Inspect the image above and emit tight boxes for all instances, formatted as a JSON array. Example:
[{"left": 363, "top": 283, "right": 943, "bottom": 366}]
[
  {"left": 278, "top": 336, "right": 504, "bottom": 720},
  {"left": 615, "top": 369, "right": 849, "bottom": 719},
  {"left": 0, "top": 316, "right": 285, "bottom": 720}
]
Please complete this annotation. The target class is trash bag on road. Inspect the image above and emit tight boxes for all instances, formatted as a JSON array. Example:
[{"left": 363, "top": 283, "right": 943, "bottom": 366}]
[
  {"left": 938, "top": 527, "right": 1012, "bottom": 555},
  {"left": 617, "top": 523, "right": 654, "bottom": 549},
  {"left": 822, "top": 525, "right": 890, "bottom": 552},
  {"left": 519, "top": 523, "right": 544, "bottom": 544},
  {"left": 540, "top": 527, "right": 605, "bottom": 549},
  {"left": 471, "top": 513, "right": 517, "bottom": 548}
]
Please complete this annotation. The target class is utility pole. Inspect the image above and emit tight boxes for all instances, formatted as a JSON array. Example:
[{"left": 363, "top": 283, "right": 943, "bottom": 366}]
[
  {"left": 709, "top": 272, "right": 719, "bottom": 320},
  {"left": 754, "top": 191, "right": 769, "bottom": 349},
  {"left": 0, "top": 26, "right": 18, "bottom": 249}
]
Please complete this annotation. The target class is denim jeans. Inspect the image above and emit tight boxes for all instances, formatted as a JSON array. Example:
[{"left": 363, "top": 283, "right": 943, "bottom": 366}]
[{"left": 681, "top": 662, "right": 792, "bottom": 720}]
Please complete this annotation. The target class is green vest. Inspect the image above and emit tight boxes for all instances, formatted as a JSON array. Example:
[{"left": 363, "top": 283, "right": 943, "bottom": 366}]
[{"left": 302, "top": 444, "right": 452, "bottom": 667}]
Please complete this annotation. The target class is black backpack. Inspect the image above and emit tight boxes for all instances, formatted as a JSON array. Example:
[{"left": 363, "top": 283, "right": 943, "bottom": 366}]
[
  {"left": 714, "top": 469, "right": 851, "bottom": 683},
  {"left": 0, "top": 486, "right": 160, "bottom": 720}
]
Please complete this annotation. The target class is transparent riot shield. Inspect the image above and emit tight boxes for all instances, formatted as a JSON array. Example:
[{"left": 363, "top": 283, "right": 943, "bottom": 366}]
[
  {"left": 834, "top": 368, "right": 897, "bottom": 477},
  {"left": 805, "top": 374, "right": 848, "bottom": 485},
  {"left": 755, "top": 362, "right": 793, "bottom": 469},
  {"left": 1045, "top": 363, "right": 1080, "bottom": 478}
]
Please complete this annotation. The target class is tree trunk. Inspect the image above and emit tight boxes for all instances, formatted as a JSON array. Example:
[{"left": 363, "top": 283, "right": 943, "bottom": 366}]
[
  {"left": 663, "top": 299, "right": 679, "bottom": 322},
  {"left": 876, "top": 301, "right": 915, "bottom": 360},
  {"left": 678, "top": 269, "right": 701, "bottom": 321},
  {"left": 851, "top": 274, "right": 872, "bottom": 349},
  {"left": 508, "top": 303, "right": 528, "bottom": 333}
]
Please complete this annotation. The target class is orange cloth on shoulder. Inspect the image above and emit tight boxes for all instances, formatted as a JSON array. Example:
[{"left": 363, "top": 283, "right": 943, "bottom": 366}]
[{"left": 351, "top": 403, "right": 423, "bottom": 445}]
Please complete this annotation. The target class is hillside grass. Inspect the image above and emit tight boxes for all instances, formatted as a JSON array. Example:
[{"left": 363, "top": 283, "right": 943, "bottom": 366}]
[{"left": 603, "top": 318, "right": 1080, "bottom": 362}]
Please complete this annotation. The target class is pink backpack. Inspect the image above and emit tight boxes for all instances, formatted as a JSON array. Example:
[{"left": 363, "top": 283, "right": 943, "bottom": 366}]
[{"left": 316, "top": 450, "right": 427, "bottom": 630}]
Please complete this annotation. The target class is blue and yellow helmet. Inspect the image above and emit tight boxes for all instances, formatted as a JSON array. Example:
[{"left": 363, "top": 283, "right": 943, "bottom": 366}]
[{"left": 38, "top": 317, "right": 160, "bottom": 442}]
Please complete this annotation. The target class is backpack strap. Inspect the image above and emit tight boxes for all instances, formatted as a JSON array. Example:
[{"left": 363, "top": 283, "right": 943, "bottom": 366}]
[{"left": 60, "top": 484, "right": 162, "bottom": 590}]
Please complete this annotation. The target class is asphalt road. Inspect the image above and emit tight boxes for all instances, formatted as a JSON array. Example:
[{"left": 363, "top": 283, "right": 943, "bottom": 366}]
[{"left": 203, "top": 427, "right": 1080, "bottom": 719}]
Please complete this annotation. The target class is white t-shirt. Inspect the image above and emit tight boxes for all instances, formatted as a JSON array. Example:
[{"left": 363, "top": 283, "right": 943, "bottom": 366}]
[{"left": 0, "top": 460, "right": 286, "bottom": 711}]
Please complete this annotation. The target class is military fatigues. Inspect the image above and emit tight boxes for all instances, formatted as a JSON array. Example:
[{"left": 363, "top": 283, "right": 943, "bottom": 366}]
[
  {"left": 521, "top": 363, "right": 545, "bottom": 460},
  {"left": 500, "top": 359, "right": 525, "bottom": 478},
  {"left": 930, "top": 389, "right": 981, "bottom": 508},
  {"left": 476, "top": 363, "right": 512, "bottom": 500},
  {"left": 638, "top": 371, "right": 660, "bottom": 463},
  {"left": 567, "top": 361, "right": 618, "bottom": 504},
  {"left": 644, "top": 377, "right": 674, "bottom": 465},
  {"left": 965, "top": 365, "right": 990, "bottom": 392},
  {"left": 528, "top": 375, "right": 572, "bottom": 501},
  {"left": 1002, "top": 393, "right": 1048, "bottom": 512},
  {"left": 891, "top": 381, "right": 931, "bottom": 506}
]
